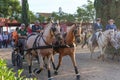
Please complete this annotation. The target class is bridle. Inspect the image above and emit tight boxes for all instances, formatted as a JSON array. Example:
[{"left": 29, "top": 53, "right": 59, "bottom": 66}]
[
  {"left": 73, "top": 26, "right": 80, "bottom": 39},
  {"left": 40, "top": 24, "right": 61, "bottom": 46},
  {"left": 50, "top": 24, "right": 61, "bottom": 39}
]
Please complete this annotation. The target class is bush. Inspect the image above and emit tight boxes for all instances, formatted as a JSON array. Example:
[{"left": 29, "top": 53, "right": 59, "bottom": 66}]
[{"left": 0, "top": 59, "right": 36, "bottom": 80}]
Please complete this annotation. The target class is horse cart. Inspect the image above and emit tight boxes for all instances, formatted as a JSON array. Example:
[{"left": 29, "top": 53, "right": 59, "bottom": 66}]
[
  {"left": 11, "top": 40, "right": 24, "bottom": 69},
  {"left": 11, "top": 24, "right": 81, "bottom": 80}
]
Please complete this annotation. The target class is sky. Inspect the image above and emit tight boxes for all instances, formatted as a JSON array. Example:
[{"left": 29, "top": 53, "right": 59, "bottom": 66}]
[{"left": 19, "top": 0, "right": 94, "bottom": 14}]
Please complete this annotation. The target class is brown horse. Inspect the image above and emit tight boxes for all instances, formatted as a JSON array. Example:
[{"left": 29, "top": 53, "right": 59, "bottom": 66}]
[
  {"left": 25, "top": 22, "right": 62, "bottom": 80},
  {"left": 52, "top": 24, "right": 81, "bottom": 80}
]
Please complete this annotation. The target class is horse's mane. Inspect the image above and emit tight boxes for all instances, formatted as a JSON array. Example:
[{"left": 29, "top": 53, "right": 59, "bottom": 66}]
[
  {"left": 65, "top": 24, "right": 76, "bottom": 43},
  {"left": 42, "top": 23, "right": 52, "bottom": 36},
  {"left": 44, "top": 23, "right": 52, "bottom": 29}
]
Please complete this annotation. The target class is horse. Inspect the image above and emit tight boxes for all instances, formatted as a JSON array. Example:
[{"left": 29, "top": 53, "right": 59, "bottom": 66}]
[
  {"left": 52, "top": 24, "right": 81, "bottom": 80},
  {"left": 87, "top": 29, "right": 115, "bottom": 61},
  {"left": 25, "top": 22, "right": 62, "bottom": 80}
]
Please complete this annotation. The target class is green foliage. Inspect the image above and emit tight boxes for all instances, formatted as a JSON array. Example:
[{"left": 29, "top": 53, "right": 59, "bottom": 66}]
[
  {"left": 0, "top": 0, "right": 21, "bottom": 20},
  {"left": 51, "top": 12, "right": 75, "bottom": 22},
  {"left": 94, "top": 0, "right": 120, "bottom": 28},
  {"left": 0, "top": 59, "right": 23, "bottom": 80},
  {"left": 0, "top": 59, "right": 36, "bottom": 80},
  {"left": 77, "top": 0, "right": 95, "bottom": 23},
  {"left": 22, "top": 0, "right": 29, "bottom": 26},
  {"left": 29, "top": 11, "right": 37, "bottom": 23}
]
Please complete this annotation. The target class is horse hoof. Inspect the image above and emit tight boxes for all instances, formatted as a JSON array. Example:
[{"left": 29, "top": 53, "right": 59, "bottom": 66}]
[
  {"left": 28, "top": 73, "right": 33, "bottom": 78},
  {"left": 54, "top": 71, "right": 58, "bottom": 75},
  {"left": 48, "top": 77, "right": 54, "bottom": 80},
  {"left": 76, "top": 75, "right": 80, "bottom": 80},
  {"left": 33, "top": 68, "right": 39, "bottom": 74},
  {"left": 33, "top": 68, "right": 43, "bottom": 74}
]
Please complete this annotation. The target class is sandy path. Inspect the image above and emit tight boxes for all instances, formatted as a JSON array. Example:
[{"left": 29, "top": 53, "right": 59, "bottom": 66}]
[{"left": 0, "top": 45, "right": 120, "bottom": 80}]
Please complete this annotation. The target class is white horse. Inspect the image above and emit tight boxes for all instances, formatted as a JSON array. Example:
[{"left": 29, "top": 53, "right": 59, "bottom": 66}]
[
  {"left": 88, "top": 29, "right": 115, "bottom": 60},
  {"left": 25, "top": 22, "right": 62, "bottom": 80}
]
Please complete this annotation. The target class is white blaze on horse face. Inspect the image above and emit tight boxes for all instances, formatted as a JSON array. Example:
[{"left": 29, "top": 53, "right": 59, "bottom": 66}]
[{"left": 54, "top": 25, "right": 61, "bottom": 35}]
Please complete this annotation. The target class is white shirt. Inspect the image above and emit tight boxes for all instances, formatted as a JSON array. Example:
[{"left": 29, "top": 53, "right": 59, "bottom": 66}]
[{"left": 3, "top": 34, "right": 8, "bottom": 40}]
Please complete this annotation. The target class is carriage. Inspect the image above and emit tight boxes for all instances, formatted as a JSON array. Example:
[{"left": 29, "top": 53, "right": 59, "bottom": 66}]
[
  {"left": 11, "top": 23, "right": 81, "bottom": 80},
  {"left": 11, "top": 39, "right": 24, "bottom": 69}
]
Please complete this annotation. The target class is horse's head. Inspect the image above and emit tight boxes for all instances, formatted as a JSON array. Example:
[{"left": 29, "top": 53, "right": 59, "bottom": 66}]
[
  {"left": 104, "top": 29, "right": 115, "bottom": 40},
  {"left": 72, "top": 24, "right": 81, "bottom": 43},
  {"left": 110, "top": 31, "right": 120, "bottom": 49},
  {"left": 50, "top": 23, "right": 63, "bottom": 42}
]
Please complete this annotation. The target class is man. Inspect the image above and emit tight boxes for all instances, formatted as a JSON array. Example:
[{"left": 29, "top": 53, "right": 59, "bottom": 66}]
[
  {"left": 17, "top": 23, "right": 27, "bottom": 56},
  {"left": 12, "top": 27, "right": 19, "bottom": 47},
  {"left": 0, "top": 33, "right": 3, "bottom": 48},
  {"left": 106, "top": 19, "right": 117, "bottom": 31},
  {"left": 91, "top": 18, "right": 103, "bottom": 43},
  {"left": 3, "top": 32, "right": 8, "bottom": 48},
  {"left": 32, "top": 20, "right": 43, "bottom": 33}
]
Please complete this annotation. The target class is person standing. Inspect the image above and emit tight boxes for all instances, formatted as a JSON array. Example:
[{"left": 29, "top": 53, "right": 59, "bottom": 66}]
[
  {"left": 0, "top": 33, "right": 3, "bottom": 48},
  {"left": 12, "top": 27, "right": 19, "bottom": 47},
  {"left": 3, "top": 32, "right": 8, "bottom": 48},
  {"left": 60, "top": 22, "right": 67, "bottom": 36}
]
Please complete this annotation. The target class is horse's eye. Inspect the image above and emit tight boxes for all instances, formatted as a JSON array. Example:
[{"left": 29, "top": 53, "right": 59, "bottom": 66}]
[{"left": 52, "top": 27, "right": 56, "bottom": 32}]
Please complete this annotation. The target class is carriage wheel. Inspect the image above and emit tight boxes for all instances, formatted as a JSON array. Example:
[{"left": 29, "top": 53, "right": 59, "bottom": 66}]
[
  {"left": 11, "top": 51, "right": 16, "bottom": 66},
  {"left": 16, "top": 53, "right": 23, "bottom": 69}
]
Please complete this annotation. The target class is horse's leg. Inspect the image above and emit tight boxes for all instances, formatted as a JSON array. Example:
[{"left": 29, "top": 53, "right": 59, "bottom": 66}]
[
  {"left": 98, "top": 47, "right": 104, "bottom": 61},
  {"left": 102, "top": 47, "right": 106, "bottom": 61},
  {"left": 54, "top": 54, "right": 63, "bottom": 75},
  {"left": 90, "top": 47, "right": 93, "bottom": 59},
  {"left": 51, "top": 55, "right": 56, "bottom": 70},
  {"left": 25, "top": 52, "right": 33, "bottom": 77},
  {"left": 33, "top": 52, "right": 44, "bottom": 74},
  {"left": 70, "top": 53, "right": 80, "bottom": 80},
  {"left": 90, "top": 44, "right": 95, "bottom": 59},
  {"left": 47, "top": 54, "right": 53, "bottom": 80}
]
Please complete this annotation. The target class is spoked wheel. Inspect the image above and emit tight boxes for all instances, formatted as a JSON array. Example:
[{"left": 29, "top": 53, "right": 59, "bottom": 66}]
[
  {"left": 11, "top": 51, "right": 16, "bottom": 66},
  {"left": 16, "top": 53, "right": 23, "bottom": 69}
]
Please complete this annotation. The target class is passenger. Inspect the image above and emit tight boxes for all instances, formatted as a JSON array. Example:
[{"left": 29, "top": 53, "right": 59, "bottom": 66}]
[
  {"left": 17, "top": 23, "right": 27, "bottom": 56},
  {"left": 32, "top": 20, "right": 43, "bottom": 33}
]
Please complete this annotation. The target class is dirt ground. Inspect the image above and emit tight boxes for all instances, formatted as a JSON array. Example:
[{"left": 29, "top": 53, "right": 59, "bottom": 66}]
[{"left": 0, "top": 45, "right": 120, "bottom": 80}]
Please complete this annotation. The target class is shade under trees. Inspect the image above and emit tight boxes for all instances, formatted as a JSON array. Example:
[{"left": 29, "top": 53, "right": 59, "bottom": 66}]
[{"left": 94, "top": 0, "right": 120, "bottom": 28}]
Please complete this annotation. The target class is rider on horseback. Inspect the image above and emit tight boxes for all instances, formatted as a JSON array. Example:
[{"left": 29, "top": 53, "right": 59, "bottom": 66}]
[
  {"left": 106, "top": 19, "right": 117, "bottom": 31},
  {"left": 91, "top": 18, "right": 103, "bottom": 44},
  {"left": 106, "top": 19, "right": 118, "bottom": 49}
]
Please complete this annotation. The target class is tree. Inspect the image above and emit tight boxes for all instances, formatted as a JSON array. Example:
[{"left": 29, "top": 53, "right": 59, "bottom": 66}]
[
  {"left": 0, "top": 0, "right": 21, "bottom": 19},
  {"left": 51, "top": 12, "right": 75, "bottom": 23},
  {"left": 94, "top": 0, "right": 120, "bottom": 28},
  {"left": 21, "top": 0, "right": 29, "bottom": 26},
  {"left": 77, "top": 0, "right": 95, "bottom": 23}
]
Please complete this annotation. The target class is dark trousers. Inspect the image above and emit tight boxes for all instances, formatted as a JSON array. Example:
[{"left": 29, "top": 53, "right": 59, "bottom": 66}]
[
  {"left": 0, "top": 41, "right": 2, "bottom": 48},
  {"left": 3, "top": 40, "right": 8, "bottom": 48},
  {"left": 81, "top": 40, "right": 88, "bottom": 48}
]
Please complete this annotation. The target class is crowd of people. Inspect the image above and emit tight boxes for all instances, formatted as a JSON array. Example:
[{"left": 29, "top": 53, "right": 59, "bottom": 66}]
[
  {"left": 0, "top": 20, "right": 67, "bottom": 49},
  {"left": 0, "top": 20, "right": 44, "bottom": 49},
  {"left": 0, "top": 31, "right": 9, "bottom": 48}
]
